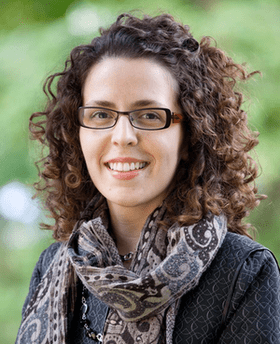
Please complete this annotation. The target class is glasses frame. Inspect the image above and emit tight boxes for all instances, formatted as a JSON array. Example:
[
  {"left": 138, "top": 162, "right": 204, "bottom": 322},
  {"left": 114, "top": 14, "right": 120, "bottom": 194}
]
[{"left": 78, "top": 106, "right": 183, "bottom": 131}]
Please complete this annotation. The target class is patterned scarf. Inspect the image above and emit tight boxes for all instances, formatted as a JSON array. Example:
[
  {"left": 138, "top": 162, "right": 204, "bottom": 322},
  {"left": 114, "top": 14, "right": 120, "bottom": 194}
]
[{"left": 16, "top": 198, "right": 227, "bottom": 344}]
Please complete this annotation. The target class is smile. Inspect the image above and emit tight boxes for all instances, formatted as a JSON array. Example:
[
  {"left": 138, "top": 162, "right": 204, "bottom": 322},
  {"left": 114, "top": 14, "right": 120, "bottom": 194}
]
[{"left": 106, "top": 162, "right": 148, "bottom": 172}]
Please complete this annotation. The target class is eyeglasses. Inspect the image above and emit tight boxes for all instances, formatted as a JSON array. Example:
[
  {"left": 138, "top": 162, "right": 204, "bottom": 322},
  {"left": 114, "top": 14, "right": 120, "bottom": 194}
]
[{"left": 78, "top": 107, "right": 183, "bottom": 130}]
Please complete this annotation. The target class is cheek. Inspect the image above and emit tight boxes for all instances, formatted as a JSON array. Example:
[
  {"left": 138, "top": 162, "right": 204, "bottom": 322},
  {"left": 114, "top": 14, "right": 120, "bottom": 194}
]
[
  {"left": 160, "top": 127, "right": 183, "bottom": 163},
  {"left": 79, "top": 130, "right": 101, "bottom": 169},
  {"left": 151, "top": 137, "right": 182, "bottom": 172},
  {"left": 80, "top": 129, "right": 107, "bottom": 154}
]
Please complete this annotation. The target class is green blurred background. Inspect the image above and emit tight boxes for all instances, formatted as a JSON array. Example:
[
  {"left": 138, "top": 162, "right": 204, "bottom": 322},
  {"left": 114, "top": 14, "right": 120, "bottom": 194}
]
[{"left": 0, "top": 0, "right": 279, "bottom": 342}]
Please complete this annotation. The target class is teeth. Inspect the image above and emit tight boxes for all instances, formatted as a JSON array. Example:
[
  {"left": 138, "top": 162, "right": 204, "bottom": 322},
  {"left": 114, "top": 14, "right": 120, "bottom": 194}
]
[
  {"left": 107, "top": 162, "right": 147, "bottom": 172},
  {"left": 123, "top": 163, "right": 130, "bottom": 172},
  {"left": 117, "top": 162, "right": 123, "bottom": 171}
]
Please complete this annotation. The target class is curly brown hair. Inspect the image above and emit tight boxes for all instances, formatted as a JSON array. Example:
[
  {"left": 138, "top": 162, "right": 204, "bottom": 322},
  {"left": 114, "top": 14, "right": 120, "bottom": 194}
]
[{"left": 30, "top": 13, "right": 265, "bottom": 241}]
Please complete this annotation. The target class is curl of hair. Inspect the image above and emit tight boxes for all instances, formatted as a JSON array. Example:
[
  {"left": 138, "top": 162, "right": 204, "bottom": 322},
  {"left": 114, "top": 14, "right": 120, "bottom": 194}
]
[{"left": 30, "top": 13, "right": 265, "bottom": 241}]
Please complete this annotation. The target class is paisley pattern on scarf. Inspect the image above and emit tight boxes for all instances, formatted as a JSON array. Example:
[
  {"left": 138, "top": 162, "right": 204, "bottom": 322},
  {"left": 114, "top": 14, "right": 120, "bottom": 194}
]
[
  {"left": 16, "top": 199, "right": 227, "bottom": 344},
  {"left": 68, "top": 206, "right": 227, "bottom": 343}
]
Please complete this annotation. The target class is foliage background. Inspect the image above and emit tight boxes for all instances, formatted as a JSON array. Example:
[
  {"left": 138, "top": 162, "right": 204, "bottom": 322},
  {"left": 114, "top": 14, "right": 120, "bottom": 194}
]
[{"left": 0, "top": 0, "right": 279, "bottom": 342}]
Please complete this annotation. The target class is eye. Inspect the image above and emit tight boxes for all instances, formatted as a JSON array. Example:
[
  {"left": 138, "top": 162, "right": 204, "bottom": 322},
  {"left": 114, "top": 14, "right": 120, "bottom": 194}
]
[
  {"left": 141, "top": 111, "right": 161, "bottom": 120},
  {"left": 91, "top": 110, "right": 112, "bottom": 119},
  {"left": 131, "top": 109, "right": 166, "bottom": 129}
]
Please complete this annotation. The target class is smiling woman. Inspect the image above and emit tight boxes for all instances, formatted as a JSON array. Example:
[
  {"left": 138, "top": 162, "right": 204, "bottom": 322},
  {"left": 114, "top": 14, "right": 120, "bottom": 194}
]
[
  {"left": 16, "top": 12, "right": 280, "bottom": 344},
  {"left": 80, "top": 57, "right": 183, "bottom": 245},
  {"left": 79, "top": 57, "right": 183, "bottom": 256}
]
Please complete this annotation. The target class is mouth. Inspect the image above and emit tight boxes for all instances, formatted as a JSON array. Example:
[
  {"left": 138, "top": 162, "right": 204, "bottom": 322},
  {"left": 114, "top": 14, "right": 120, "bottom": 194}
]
[{"left": 105, "top": 161, "right": 149, "bottom": 172}]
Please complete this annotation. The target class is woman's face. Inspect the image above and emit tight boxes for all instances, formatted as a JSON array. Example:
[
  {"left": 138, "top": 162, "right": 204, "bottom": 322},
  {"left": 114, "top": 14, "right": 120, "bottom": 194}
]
[{"left": 80, "top": 57, "right": 183, "bottom": 211}]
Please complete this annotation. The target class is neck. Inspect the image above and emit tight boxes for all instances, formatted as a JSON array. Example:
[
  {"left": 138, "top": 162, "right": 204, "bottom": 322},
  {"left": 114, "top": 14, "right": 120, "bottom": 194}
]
[{"left": 107, "top": 201, "right": 161, "bottom": 256}]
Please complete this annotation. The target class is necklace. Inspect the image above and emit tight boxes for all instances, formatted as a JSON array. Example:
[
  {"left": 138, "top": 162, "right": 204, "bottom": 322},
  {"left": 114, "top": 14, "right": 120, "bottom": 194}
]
[
  {"left": 120, "top": 252, "right": 134, "bottom": 262},
  {"left": 81, "top": 286, "right": 103, "bottom": 342}
]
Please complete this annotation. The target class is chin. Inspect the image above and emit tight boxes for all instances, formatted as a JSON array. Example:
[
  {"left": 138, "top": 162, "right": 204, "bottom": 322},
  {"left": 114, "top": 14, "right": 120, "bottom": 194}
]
[{"left": 110, "top": 197, "right": 143, "bottom": 208}]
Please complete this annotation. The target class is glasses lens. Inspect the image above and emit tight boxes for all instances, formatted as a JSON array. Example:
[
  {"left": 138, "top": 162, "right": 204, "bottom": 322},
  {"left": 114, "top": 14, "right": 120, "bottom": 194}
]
[
  {"left": 131, "top": 109, "right": 167, "bottom": 129},
  {"left": 81, "top": 108, "right": 117, "bottom": 128}
]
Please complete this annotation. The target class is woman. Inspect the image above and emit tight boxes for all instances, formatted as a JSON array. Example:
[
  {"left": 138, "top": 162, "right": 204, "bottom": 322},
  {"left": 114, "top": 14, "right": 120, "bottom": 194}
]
[{"left": 16, "top": 13, "right": 280, "bottom": 344}]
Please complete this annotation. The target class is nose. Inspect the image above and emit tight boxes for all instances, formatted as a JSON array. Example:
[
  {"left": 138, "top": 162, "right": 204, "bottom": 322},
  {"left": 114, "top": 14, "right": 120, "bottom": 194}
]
[{"left": 111, "top": 115, "right": 138, "bottom": 146}]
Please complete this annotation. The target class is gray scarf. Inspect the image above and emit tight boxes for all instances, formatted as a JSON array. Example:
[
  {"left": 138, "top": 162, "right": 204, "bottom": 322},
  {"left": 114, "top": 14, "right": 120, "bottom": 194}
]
[{"left": 16, "top": 200, "right": 227, "bottom": 344}]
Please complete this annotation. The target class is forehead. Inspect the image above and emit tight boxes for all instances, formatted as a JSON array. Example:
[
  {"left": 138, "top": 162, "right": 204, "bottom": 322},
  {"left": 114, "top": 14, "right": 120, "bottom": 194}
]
[{"left": 82, "top": 57, "right": 179, "bottom": 107}]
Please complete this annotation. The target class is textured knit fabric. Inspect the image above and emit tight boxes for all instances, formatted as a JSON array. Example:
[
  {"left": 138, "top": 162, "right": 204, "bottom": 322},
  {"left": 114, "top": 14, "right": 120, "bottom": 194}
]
[
  {"left": 17, "top": 233, "right": 280, "bottom": 344},
  {"left": 173, "top": 233, "right": 280, "bottom": 344}
]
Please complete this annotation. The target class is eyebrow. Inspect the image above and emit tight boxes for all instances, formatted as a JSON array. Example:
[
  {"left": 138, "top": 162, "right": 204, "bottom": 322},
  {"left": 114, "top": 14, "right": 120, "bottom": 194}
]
[{"left": 85, "top": 99, "right": 166, "bottom": 108}]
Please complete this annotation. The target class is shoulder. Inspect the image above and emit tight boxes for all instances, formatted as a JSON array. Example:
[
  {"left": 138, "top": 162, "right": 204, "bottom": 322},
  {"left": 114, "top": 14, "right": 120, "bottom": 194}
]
[
  {"left": 208, "top": 232, "right": 279, "bottom": 308},
  {"left": 217, "top": 232, "right": 280, "bottom": 302},
  {"left": 21, "top": 242, "right": 62, "bottom": 317},
  {"left": 29, "top": 241, "right": 62, "bottom": 286},
  {"left": 36, "top": 241, "right": 62, "bottom": 277},
  {"left": 174, "top": 233, "right": 280, "bottom": 343},
  {"left": 218, "top": 232, "right": 279, "bottom": 276},
  {"left": 222, "top": 231, "right": 272, "bottom": 254},
  {"left": 202, "top": 232, "right": 280, "bottom": 294},
  {"left": 193, "top": 231, "right": 279, "bottom": 293}
]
